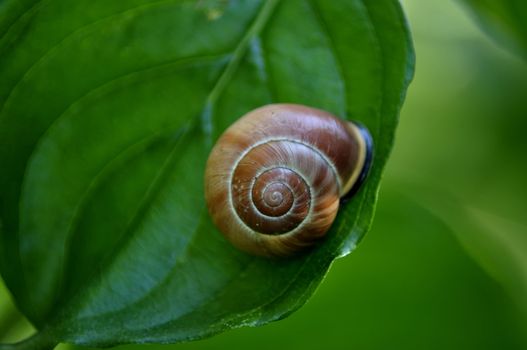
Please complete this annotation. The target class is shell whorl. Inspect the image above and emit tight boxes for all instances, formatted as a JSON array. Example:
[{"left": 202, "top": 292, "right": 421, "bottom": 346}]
[{"left": 205, "top": 104, "right": 371, "bottom": 257}]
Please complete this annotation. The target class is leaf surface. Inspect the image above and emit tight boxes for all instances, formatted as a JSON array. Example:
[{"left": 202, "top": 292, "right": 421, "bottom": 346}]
[{"left": 0, "top": 0, "right": 414, "bottom": 346}]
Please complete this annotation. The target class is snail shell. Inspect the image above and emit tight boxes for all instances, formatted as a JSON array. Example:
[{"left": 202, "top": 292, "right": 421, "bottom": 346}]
[{"left": 204, "top": 104, "right": 372, "bottom": 257}]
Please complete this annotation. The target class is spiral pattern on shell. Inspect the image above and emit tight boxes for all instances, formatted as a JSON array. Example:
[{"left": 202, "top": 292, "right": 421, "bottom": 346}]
[{"left": 205, "top": 104, "right": 372, "bottom": 257}]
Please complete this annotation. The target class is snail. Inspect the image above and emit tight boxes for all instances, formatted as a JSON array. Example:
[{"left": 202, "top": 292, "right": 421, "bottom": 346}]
[{"left": 204, "top": 104, "right": 372, "bottom": 257}]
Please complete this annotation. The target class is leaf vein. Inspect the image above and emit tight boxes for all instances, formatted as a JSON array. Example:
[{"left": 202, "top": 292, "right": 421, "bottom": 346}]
[{"left": 0, "top": 0, "right": 44, "bottom": 44}]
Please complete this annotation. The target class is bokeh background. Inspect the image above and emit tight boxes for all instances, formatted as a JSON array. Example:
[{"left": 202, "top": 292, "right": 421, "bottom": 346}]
[{"left": 2, "top": 1, "right": 527, "bottom": 349}]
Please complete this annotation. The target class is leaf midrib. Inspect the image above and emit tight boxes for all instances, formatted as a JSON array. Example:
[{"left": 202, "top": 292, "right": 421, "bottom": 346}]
[{"left": 202, "top": 0, "right": 280, "bottom": 136}]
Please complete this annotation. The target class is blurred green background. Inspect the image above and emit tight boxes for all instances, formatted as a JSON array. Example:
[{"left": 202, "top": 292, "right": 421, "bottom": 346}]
[{"left": 2, "top": 0, "right": 527, "bottom": 349}]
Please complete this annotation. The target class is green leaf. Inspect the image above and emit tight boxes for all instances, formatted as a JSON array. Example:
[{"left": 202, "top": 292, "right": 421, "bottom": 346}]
[
  {"left": 0, "top": 0, "right": 414, "bottom": 347},
  {"left": 460, "top": 0, "right": 527, "bottom": 58}
]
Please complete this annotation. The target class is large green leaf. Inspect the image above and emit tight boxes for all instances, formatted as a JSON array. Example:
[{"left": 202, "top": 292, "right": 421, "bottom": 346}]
[
  {"left": 0, "top": 0, "right": 414, "bottom": 347},
  {"left": 460, "top": 0, "right": 527, "bottom": 58}
]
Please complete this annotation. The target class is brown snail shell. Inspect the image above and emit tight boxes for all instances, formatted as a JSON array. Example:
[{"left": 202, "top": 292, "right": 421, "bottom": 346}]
[{"left": 204, "top": 104, "right": 372, "bottom": 258}]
